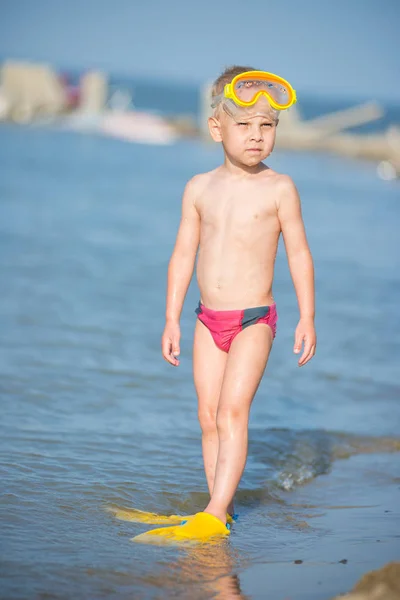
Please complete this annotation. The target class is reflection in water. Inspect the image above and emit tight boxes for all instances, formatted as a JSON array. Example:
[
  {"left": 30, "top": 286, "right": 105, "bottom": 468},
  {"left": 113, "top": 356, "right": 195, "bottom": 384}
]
[{"left": 143, "top": 541, "right": 251, "bottom": 600}]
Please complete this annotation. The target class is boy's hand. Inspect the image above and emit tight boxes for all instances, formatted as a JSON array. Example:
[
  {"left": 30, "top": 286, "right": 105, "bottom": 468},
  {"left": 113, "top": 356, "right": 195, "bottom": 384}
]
[
  {"left": 161, "top": 321, "right": 181, "bottom": 366},
  {"left": 294, "top": 317, "right": 316, "bottom": 367}
]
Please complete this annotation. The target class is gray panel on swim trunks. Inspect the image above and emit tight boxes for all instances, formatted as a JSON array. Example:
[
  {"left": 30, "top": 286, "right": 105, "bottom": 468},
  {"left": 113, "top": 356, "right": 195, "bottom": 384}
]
[
  {"left": 241, "top": 306, "right": 270, "bottom": 329},
  {"left": 195, "top": 302, "right": 202, "bottom": 315}
]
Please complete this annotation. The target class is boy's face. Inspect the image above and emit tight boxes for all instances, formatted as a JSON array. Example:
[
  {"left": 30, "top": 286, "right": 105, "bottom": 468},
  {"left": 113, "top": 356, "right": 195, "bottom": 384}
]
[{"left": 209, "top": 98, "right": 278, "bottom": 168}]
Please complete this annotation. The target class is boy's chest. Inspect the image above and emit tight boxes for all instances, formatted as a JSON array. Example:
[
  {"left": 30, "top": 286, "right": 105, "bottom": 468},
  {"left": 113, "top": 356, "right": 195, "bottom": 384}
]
[{"left": 199, "top": 189, "right": 276, "bottom": 231}]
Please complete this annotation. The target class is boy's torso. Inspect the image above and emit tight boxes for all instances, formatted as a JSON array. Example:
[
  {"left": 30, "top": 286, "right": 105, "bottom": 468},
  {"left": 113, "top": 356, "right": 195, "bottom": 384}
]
[{"left": 195, "top": 167, "right": 282, "bottom": 310}]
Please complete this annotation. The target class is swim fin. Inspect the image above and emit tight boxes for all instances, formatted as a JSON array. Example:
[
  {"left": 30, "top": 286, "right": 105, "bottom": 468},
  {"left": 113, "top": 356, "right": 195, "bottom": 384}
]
[
  {"left": 131, "top": 512, "right": 230, "bottom": 545},
  {"left": 107, "top": 505, "right": 236, "bottom": 525},
  {"left": 106, "top": 506, "right": 188, "bottom": 525}
]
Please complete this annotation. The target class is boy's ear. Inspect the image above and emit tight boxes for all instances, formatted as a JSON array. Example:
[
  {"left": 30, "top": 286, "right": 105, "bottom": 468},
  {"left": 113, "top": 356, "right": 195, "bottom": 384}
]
[{"left": 208, "top": 116, "right": 223, "bottom": 142}]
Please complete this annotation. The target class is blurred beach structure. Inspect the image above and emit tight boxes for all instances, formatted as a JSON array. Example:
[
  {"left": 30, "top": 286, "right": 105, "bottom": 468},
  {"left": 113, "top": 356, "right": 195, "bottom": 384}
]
[{"left": 0, "top": 59, "right": 399, "bottom": 179}]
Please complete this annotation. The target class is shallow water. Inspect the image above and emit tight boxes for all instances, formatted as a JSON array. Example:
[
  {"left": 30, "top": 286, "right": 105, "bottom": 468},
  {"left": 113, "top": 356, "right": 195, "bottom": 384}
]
[{"left": 0, "top": 125, "right": 399, "bottom": 599}]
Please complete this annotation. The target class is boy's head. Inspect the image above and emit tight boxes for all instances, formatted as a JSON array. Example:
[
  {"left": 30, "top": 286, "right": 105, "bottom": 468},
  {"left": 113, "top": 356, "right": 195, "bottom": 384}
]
[
  {"left": 211, "top": 65, "right": 280, "bottom": 123},
  {"left": 209, "top": 65, "right": 279, "bottom": 168}
]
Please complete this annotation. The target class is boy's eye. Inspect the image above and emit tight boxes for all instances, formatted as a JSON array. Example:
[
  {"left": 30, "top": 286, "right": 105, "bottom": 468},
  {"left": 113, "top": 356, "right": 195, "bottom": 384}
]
[{"left": 236, "top": 122, "right": 273, "bottom": 127}]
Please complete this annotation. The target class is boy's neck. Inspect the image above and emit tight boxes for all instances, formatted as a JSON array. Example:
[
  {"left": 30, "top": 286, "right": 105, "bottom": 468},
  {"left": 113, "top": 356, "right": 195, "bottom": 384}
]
[{"left": 222, "top": 155, "right": 269, "bottom": 177}]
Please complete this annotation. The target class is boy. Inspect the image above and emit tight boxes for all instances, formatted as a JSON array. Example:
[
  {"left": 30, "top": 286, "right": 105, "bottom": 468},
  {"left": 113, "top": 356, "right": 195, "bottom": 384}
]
[{"left": 140, "top": 66, "right": 316, "bottom": 543}]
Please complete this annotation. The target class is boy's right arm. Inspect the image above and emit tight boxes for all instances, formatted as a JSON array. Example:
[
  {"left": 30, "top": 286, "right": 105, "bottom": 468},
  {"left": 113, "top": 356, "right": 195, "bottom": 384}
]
[{"left": 162, "top": 177, "right": 201, "bottom": 366}]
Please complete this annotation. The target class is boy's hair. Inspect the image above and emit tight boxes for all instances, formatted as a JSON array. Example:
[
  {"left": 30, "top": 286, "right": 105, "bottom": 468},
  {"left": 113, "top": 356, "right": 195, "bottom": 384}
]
[
  {"left": 211, "top": 65, "right": 279, "bottom": 121},
  {"left": 211, "top": 65, "right": 257, "bottom": 99}
]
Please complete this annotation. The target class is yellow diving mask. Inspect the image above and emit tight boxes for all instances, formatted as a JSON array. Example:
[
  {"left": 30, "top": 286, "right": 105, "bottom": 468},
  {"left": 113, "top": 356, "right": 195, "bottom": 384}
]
[{"left": 211, "top": 70, "right": 297, "bottom": 120}]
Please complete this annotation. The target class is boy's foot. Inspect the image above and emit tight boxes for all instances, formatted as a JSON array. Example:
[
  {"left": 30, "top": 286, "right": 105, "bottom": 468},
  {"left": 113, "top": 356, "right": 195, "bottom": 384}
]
[
  {"left": 204, "top": 509, "right": 228, "bottom": 526},
  {"left": 131, "top": 512, "right": 230, "bottom": 545}
]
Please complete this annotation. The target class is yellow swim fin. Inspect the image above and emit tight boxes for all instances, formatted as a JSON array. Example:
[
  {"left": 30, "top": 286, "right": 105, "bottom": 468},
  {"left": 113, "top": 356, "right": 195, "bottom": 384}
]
[
  {"left": 107, "top": 505, "right": 236, "bottom": 525},
  {"left": 132, "top": 512, "right": 230, "bottom": 545},
  {"left": 106, "top": 505, "right": 188, "bottom": 525}
]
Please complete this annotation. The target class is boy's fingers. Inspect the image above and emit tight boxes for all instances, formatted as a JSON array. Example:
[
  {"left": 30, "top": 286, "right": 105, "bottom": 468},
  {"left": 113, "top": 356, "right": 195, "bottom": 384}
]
[
  {"left": 294, "top": 331, "right": 303, "bottom": 354},
  {"left": 162, "top": 337, "right": 175, "bottom": 365},
  {"left": 172, "top": 346, "right": 180, "bottom": 365},
  {"left": 298, "top": 340, "right": 311, "bottom": 365},
  {"left": 161, "top": 336, "right": 170, "bottom": 355},
  {"left": 161, "top": 333, "right": 180, "bottom": 367},
  {"left": 299, "top": 344, "right": 315, "bottom": 366},
  {"left": 166, "top": 352, "right": 179, "bottom": 366},
  {"left": 302, "top": 347, "right": 315, "bottom": 366}
]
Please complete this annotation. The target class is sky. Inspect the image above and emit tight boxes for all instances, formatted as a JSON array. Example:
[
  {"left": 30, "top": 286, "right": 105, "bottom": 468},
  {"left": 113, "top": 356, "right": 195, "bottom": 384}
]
[{"left": 1, "top": 0, "right": 400, "bottom": 101}]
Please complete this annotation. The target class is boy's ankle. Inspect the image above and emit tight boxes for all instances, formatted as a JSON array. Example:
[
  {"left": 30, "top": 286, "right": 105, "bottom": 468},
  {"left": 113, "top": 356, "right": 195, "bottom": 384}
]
[{"left": 203, "top": 507, "right": 228, "bottom": 525}]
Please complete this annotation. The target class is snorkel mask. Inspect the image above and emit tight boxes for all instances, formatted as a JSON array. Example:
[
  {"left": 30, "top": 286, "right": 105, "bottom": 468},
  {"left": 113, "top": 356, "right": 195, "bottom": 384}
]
[{"left": 211, "top": 70, "right": 297, "bottom": 121}]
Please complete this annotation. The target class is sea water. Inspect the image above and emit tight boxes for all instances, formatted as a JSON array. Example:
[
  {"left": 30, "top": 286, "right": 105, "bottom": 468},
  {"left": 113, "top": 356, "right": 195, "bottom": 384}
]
[{"left": 0, "top": 124, "right": 399, "bottom": 599}]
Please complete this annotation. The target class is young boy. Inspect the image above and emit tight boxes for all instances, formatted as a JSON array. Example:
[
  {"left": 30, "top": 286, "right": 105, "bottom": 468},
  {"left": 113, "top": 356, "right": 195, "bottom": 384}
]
[{"left": 144, "top": 66, "right": 315, "bottom": 542}]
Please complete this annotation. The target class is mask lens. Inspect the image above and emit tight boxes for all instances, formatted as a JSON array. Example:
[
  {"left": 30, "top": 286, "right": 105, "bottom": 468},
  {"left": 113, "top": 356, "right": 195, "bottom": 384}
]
[{"left": 234, "top": 77, "right": 290, "bottom": 106}]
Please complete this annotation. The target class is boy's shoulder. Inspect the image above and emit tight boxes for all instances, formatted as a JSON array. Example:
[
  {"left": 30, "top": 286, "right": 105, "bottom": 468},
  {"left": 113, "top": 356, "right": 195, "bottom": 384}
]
[
  {"left": 183, "top": 169, "right": 219, "bottom": 201},
  {"left": 264, "top": 168, "right": 298, "bottom": 198},
  {"left": 264, "top": 168, "right": 296, "bottom": 188},
  {"left": 258, "top": 169, "right": 299, "bottom": 213},
  {"left": 187, "top": 168, "right": 219, "bottom": 189}
]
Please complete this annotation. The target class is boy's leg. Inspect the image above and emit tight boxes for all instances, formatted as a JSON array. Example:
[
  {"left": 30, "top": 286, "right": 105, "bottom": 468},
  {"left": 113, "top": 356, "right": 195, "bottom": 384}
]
[
  {"left": 193, "top": 319, "right": 228, "bottom": 504},
  {"left": 204, "top": 324, "right": 273, "bottom": 524}
]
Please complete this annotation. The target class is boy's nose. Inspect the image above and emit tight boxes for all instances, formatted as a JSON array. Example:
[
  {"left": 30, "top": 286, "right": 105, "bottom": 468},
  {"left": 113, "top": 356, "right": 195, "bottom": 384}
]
[{"left": 250, "top": 127, "right": 263, "bottom": 142}]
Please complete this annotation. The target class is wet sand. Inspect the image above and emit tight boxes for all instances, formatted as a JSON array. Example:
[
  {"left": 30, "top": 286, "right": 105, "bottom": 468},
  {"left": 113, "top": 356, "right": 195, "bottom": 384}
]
[{"left": 336, "top": 562, "right": 400, "bottom": 600}]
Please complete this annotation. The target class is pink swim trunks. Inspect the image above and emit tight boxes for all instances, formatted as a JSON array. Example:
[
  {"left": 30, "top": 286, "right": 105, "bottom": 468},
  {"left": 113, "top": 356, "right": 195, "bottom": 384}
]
[{"left": 195, "top": 302, "right": 278, "bottom": 353}]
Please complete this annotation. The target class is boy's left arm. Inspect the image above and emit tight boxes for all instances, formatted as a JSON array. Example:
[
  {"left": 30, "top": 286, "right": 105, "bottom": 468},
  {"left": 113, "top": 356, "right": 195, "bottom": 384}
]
[{"left": 277, "top": 176, "right": 316, "bottom": 366}]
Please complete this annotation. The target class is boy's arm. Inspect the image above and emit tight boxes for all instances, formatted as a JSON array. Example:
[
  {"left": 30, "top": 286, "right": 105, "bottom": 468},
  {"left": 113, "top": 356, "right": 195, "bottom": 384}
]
[
  {"left": 162, "top": 177, "right": 201, "bottom": 366},
  {"left": 277, "top": 176, "right": 316, "bottom": 367}
]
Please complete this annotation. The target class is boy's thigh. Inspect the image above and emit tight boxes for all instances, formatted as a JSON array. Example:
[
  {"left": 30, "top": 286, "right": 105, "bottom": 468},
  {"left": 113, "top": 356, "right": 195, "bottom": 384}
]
[
  {"left": 219, "top": 324, "right": 273, "bottom": 409},
  {"left": 193, "top": 319, "right": 228, "bottom": 409}
]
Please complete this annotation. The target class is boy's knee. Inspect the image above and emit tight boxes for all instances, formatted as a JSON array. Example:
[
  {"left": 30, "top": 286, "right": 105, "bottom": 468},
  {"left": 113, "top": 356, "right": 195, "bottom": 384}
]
[
  {"left": 198, "top": 408, "right": 217, "bottom": 435},
  {"left": 216, "top": 404, "right": 247, "bottom": 434}
]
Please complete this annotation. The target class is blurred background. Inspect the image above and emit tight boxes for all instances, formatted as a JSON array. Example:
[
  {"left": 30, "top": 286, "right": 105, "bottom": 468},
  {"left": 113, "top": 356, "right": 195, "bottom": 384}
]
[
  {"left": 1, "top": 0, "right": 400, "bottom": 172},
  {"left": 1, "top": 2, "right": 399, "bottom": 600}
]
